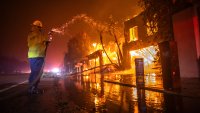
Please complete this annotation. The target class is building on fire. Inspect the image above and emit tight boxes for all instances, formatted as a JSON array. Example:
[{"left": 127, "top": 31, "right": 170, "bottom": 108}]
[
  {"left": 64, "top": 0, "right": 200, "bottom": 82},
  {"left": 122, "top": 0, "right": 200, "bottom": 90}
]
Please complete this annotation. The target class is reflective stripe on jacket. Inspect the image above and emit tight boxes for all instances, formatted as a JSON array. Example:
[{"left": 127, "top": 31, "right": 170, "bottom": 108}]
[{"left": 27, "top": 31, "right": 47, "bottom": 58}]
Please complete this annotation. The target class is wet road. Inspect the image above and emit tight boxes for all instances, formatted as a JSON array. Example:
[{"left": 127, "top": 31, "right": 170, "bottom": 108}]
[
  {"left": 0, "top": 74, "right": 200, "bottom": 113},
  {"left": 65, "top": 74, "right": 200, "bottom": 113}
]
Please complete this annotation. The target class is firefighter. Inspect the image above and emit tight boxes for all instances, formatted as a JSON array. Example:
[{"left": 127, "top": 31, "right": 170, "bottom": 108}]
[{"left": 27, "top": 20, "right": 50, "bottom": 94}]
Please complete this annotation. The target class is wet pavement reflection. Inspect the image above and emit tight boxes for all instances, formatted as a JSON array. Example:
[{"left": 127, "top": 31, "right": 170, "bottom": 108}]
[
  {"left": 2, "top": 74, "right": 200, "bottom": 113},
  {"left": 0, "top": 73, "right": 199, "bottom": 113},
  {"left": 60, "top": 73, "right": 200, "bottom": 113}
]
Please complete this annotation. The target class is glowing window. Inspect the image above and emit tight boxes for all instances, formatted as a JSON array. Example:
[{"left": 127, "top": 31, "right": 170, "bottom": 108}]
[
  {"left": 146, "top": 22, "right": 158, "bottom": 36},
  {"left": 129, "top": 26, "right": 138, "bottom": 42}
]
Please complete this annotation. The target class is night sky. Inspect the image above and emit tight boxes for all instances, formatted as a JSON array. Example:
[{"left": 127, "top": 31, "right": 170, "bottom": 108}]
[{"left": 0, "top": 0, "right": 140, "bottom": 70}]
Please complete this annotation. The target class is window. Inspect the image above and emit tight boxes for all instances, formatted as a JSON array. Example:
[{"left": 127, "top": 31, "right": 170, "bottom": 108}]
[
  {"left": 146, "top": 22, "right": 158, "bottom": 36},
  {"left": 129, "top": 26, "right": 138, "bottom": 42}
]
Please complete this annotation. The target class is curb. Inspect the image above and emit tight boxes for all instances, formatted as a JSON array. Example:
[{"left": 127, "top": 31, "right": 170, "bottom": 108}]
[{"left": 104, "top": 80, "right": 200, "bottom": 99}]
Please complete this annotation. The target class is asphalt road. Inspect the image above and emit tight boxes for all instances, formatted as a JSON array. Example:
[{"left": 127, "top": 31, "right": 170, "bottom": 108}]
[
  {"left": 0, "top": 74, "right": 57, "bottom": 113},
  {"left": 1, "top": 74, "right": 200, "bottom": 113},
  {"left": 0, "top": 74, "right": 88, "bottom": 113}
]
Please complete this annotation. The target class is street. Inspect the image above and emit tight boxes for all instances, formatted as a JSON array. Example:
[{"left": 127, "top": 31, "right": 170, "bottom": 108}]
[{"left": 0, "top": 74, "right": 200, "bottom": 113}]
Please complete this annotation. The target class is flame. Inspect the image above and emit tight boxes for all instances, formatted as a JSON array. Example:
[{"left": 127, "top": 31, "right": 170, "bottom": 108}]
[
  {"left": 50, "top": 14, "right": 124, "bottom": 74},
  {"left": 129, "top": 45, "right": 158, "bottom": 66},
  {"left": 92, "top": 43, "right": 97, "bottom": 48},
  {"left": 88, "top": 42, "right": 119, "bottom": 67},
  {"left": 129, "top": 45, "right": 161, "bottom": 75}
]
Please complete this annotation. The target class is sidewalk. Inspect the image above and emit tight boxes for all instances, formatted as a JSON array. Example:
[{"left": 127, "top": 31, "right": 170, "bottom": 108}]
[
  {"left": 104, "top": 77, "right": 200, "bottom": 98},
  {"left": 180, "top": 78, "right": 200, "bottom": 97}
]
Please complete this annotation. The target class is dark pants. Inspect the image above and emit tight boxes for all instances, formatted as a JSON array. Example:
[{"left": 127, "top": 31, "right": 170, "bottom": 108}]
[{"left": 28, "top": 57, "right": 44, "bottom": 89}]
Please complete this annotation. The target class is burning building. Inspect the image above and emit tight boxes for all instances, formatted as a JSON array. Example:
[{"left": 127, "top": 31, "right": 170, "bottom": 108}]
[
  {"left": 122, "top": 0, "right": 200, "bottom": 90},
  {"left": 63, "top": 0, "right": 200, "bottom": 92},
  {"left": 123, "top": 13, "right": 161, "bottom": 76}
]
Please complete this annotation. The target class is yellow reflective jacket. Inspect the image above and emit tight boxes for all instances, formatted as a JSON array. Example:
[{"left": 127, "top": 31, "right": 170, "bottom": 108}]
[{"left": 27, "top": 31, "right": 48, "bottom": 58}]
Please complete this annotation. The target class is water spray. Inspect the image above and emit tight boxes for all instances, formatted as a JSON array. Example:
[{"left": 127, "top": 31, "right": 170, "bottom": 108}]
[{"left": 49, "top": 14, "right": 112, "bottom": 35}]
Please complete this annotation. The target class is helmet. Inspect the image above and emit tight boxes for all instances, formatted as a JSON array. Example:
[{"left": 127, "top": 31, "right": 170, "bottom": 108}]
[{"left": 32, "top": 20, "right": 43, "bottom": 27}]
